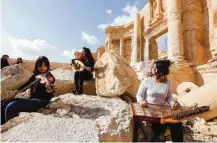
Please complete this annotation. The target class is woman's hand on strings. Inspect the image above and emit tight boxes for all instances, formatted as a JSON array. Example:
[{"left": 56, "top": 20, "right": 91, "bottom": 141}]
[
  {"left": 171, "top": 101, "right": 181, "bottom": 109},
  {"left": 139, "top": 100, "right": 148, "bottom": 107}
]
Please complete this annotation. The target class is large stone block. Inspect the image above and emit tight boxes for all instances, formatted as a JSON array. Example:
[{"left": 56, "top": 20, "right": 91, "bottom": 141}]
[
  {"left": 0, "top": 64, "right": 32, "bottom": 99},
  {"left": 1, "top": 94, "right": 133, "bottom": 142},
  {"left": 95, "top": 51, "right": 140, "bottom": 101},
  {"left": 178, "top": 78, "right": 217, "bottom": 121},
  {"left": 51, "top": 68, "right": 96, "bottom": 96},
  {"left": 177, "top": 82, "right": 198, "bottom": 96}
]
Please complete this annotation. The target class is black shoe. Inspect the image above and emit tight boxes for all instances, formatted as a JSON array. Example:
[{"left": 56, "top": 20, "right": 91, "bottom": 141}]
[
  {"left": 74, "top": 87, "right": 83, "bottom": 95},
  {"left": 72, "top": 88, "right": 77, "bottom": 94}
]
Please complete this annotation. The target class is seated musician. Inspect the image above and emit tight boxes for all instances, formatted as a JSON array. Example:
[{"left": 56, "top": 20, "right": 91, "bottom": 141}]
[
  {"left": 1, "top": 56, "right": 55, "bottom": 125},
  {"left": 71, "top": 47, "right": 95, "bottom": 95},
  {"left": 136, "top": 60, "right": 183, "bottom": 142}
]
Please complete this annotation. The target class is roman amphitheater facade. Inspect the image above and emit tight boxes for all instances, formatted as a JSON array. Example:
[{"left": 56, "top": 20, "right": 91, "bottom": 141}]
[{"left": 105, "top": 0, "right": 217, "bottom": 92}]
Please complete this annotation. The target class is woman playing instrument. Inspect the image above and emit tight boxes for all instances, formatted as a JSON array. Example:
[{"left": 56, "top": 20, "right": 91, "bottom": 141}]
[
  {"left": 136, "top": 60, "right": 183, "bottom": 142},
  {"left": 71, "top": 47, "right": 95, "bottom": 95},
  {"left": 1, "top": 56, "right": 55, "bottom": 125}
]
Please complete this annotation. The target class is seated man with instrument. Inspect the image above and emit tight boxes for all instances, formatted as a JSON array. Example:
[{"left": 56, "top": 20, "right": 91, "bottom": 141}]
[
  {"left": 71, "top": 47, "right": 95, "bottom": 95},
  {"left": 136, "top": 60, "right": 183, "bottom": 142},
  {"left": 1, "top": 56, "right": 55, "bottom": 125}
]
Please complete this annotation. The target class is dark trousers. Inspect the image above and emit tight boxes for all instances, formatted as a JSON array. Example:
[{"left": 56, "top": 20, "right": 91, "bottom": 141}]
[
  {"left": 74, "top": 70, "right": 93, "bottom": 88},
  {"left": 147, "top": 123, "right": 183, "bottom": 142},
  {"left": 1, "top": 98, "right": 49, "bottom": 125}
]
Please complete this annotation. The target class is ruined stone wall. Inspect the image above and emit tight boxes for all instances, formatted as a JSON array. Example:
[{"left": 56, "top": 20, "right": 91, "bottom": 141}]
[
  {"left": 181, "top": 0, "right": 206, "bottom": 65},
  {"left": 123, "top": 39, "right": 132, "bottom": 63},
  {"left": 202, "top": 0, "right": 217, "bottom": 61},
  {"left": 111, "top": 40, "right": 120, "bottom": 55},
  {"left": 103, "top": 0, "right": 217, "bottom": 92}
]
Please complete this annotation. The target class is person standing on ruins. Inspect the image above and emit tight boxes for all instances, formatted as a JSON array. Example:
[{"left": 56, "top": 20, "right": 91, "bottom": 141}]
[
  {"left": 71, "top": 47, "right": 95, "bottom": 95},
  {"left": 136, "top": 60, "right": 183, "bottom": 142}
]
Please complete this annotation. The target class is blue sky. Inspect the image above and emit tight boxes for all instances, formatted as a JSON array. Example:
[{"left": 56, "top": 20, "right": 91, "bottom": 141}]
[{"left": 1, "top": 0, "right": 166, "bottom": 63}]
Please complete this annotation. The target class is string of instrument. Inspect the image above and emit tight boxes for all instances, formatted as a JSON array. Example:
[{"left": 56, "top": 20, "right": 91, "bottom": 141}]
[
  {"left": 2, "top": 70, "right": 55, "bottom": 103},
  {"left": 130, "top": 102, "right": 211, "bottom": 124}
]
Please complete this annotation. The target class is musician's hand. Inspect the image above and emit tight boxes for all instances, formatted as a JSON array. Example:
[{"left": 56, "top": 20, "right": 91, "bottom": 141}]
[
  {"left": 171, "top": 101, "right": 181, "bottom": 109},
  {"left": 45, "top": 83, "right": 52, "bottom": 90},
  {"left": 87, "top": 67, "right": 91, "bottom": 72},
  {"left": 139, "top": 100, "right": 148, "bottom": 107},
  {"left": 75, "top": 63, "right": 81, "bottom": 70},
  {"left": 7, "top": 90, "right": 19, "bottom": 100}
]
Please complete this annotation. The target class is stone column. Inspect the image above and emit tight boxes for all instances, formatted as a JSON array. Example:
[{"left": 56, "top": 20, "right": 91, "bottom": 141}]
[
  {"left": 167, "top": 0, "right": 185, "bottom": 62},
  {"left": 182, "top": 0, "right": 205, "bottom": 65},
  {"left": 212, "top": 0, "right": 217, "bottom": 53},
  {"left": 108, "top": 39, "right": 112, "bottom": 50},
  {"left": 150, "top": 39, "right": 158, "bottom": 60},
  {"left": 120, "top": 38, "right": 124, "bottom": 56},
  {"left": 148, "top": 0, "right": 152, "bottom": 28},
  {"left": 131, "top": 13, "right": 141, "bottom": 65},
  {"left": 156, "top": 0, "right": 162, "bottom": 15},
  {"left": 144, "top": 39, "right": 150, "bottom": 61}
]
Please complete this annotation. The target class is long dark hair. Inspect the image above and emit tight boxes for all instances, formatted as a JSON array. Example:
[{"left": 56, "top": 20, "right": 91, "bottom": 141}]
[
  {"left": 33, "top": 56, "right": 50, "bottom": 74},
  {"left": 16, "top": 57, "right": 23, "bottom": 64},
  {"left": 152, "top": 60, "right": 171, "bottom": 78},
  {"left": 79, "top": 47, "right": 95, "bottom": 63}
]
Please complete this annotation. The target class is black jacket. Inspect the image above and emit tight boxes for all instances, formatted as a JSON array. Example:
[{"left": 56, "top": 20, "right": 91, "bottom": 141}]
[{"left": 17, "top": 72, "right": 55, "bottom": 101}]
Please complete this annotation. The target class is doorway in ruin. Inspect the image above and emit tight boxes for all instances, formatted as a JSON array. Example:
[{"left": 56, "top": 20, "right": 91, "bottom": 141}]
[
  {"left": 111, "top": 39, "right": 120, "bottom": 55},
  {"left": 156, "top": 32, "right": 168, "bottom": 59},
  {"left": 148, "top": 32, "right": 168, "bottom": 60}
]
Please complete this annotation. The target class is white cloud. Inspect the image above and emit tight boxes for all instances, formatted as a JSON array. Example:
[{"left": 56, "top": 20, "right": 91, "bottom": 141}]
[
  {"left": 81, "top": 32, "right": 100, "bottom": 45},
  {"left": 60, "top": 49, "right": 82, "bottom": 59},
  {"left": 111, "top": 4, "right": 138, "bottom": 26},
  {"left": 97, "top": 3, "right": 139, "bottom": 29},
  {"left": 106, "top": 9, "right": 112, "bottom": 14},
  {"left": 2, "top": 30, "right": 58, "bottom": 61},
  {"left": 97, "top": 24, "right": 109, "bottom": 31}
]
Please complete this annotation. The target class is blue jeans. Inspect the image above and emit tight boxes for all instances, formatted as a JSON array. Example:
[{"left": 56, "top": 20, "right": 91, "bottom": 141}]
[{"left": 1, "top": 98, "right": 49, "bottom": 125}]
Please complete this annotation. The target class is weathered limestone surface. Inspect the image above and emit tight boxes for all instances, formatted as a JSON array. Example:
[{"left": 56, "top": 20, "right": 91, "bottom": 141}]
[
  {"left": 177, "top": 82, "right": 198, "bottom": 96},
  {"left": 182, "top": 0, "right": 205, "bottom": 65},
  {"left": 1, "top": 94, "right": 133, "bottom": 142},
  {"left": 0, "top": 64, "right": 32, "bottom": 99},
  {"left": 178, "top": 78, "right": 217, "bottom": 121},
  {"left": 95, "top": 51, "right": 140, "bottom": 100},
  {"left": 131, "top": 60, "right": 154, "bottom": 81},
  {"left": 196, "top": 57, "right": 217, "bottom": 86},
  {"left": 1, "top": 113, "right": 99, "bottom": 142},
  {"left": 167, "top": 63, "right": 195, "bottom": 93},
  {"left": 51, "top": 68, "right": 96, "bottom": 96},
  {"left": 192, "top": 118, "right": 217, "bottom": 137},
  {"left": 51, "top": 68, "right": 74, "bottom": 96},
  {"left": 202, "top": 0, "right": 217, "bottom": 60},
  {"left": 167, "top": 0, "right": 185, "bottom": 62}
]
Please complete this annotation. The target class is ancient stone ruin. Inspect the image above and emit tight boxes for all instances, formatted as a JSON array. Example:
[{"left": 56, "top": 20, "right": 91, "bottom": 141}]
[
  {"left": 1, "top": 0, "right": 217, "bottom": 142},
  {"left": 104, "top": 0, "right": 217, "bottom": 93}
]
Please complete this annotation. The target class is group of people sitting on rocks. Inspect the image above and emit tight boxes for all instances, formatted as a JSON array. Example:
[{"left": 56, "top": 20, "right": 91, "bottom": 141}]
[
  {"left": 1, "top": 55, "right": 23, "bottom": 69},
  {"left": 1, "top": 47, "right": 183, "bottom": 142}
]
